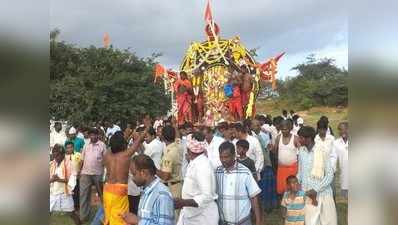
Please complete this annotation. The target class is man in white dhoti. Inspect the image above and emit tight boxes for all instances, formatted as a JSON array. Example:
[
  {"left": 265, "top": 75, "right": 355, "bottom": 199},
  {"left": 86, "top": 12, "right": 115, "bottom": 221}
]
[
  {"left": 49, "top": 144, "right": 81, "bottom": 225},
  {"left": 297, "top": 126, "right": 337, "bottom": 225},
  {"left": 174, "top": 132, "right": 219, "bottom": 225}
]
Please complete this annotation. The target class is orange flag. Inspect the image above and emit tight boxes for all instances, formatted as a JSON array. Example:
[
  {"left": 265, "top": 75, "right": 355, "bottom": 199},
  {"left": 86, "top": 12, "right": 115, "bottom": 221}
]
[
  {"left": 103, "top": 33, "right": 110, "bottom": 48},
  {"left": 154, "top": 64, "right": 166, "bottom": 82}
]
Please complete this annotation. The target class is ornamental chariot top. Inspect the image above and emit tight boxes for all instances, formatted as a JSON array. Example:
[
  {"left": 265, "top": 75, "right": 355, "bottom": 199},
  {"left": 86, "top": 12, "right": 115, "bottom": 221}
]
[{"left": 154, "top": 1, "right": 284, "bottom": 127}]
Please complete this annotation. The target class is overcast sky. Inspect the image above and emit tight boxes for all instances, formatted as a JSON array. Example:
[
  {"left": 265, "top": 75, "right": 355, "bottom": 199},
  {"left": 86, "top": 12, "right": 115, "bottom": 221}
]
[{"left": 50, "top": 0, "right": 348, "bottom": 79}]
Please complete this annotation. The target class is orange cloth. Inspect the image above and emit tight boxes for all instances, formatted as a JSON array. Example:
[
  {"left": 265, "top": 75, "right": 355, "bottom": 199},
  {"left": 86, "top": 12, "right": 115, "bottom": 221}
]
[
  {"left": 276, "top": 162, "right": 298, "bottom": 194},
  {"left": 175, "top": 79, "right": 193, "bottom": 125},
  {"left": 228, "top": 100, "right": 242, "bottom": 120},
  {"left": 229, "top": 86, "right": 243, "bottom": 120},
  {"left": 174, "top": 79, "right": 192, "bottom": 92},
  {"left": 240, "top": 90, "right": 249, "bottom": 110},
  {"left": 103, "top": 183, "right": 129, "bottom": 225}
]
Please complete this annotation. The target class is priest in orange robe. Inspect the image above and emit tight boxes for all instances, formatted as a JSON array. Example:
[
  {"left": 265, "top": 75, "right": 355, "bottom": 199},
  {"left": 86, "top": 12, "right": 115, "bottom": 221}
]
[{"left": 174, "top": 71, "right": 193, "bottom": 125}]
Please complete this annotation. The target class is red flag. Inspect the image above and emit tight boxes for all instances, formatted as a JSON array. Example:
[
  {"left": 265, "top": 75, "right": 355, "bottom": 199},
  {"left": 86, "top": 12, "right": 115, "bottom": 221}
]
[
  {"left": 274, "top": 52, "right": 285, "bottom": 62},
  {"left": 204, "top": 0, "right": 213, "bottom": 24}
]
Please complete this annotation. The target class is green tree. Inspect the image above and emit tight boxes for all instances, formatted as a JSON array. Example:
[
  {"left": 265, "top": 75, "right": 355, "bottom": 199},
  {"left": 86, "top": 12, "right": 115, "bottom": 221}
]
[
  {"left": 50, "top": 30, "right": 170, "bottom": 125},
  {"left": 275, "top": 55, "right": 348, "bottom": 109}
]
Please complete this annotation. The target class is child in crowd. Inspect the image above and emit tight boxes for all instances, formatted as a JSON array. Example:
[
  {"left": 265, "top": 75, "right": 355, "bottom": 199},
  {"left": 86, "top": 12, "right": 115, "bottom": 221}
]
[
  {"left": 281, "top": 175, "right": 308, "bottom": 225},
  {"left": 236, "top": 139, "right": 257, "bottom": 179}
]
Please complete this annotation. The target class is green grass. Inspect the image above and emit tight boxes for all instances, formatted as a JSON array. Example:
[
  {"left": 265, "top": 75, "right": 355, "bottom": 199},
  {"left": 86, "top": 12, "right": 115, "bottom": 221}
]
[{"left": 265, "top": 202, "right": 347, "bottom": 225}]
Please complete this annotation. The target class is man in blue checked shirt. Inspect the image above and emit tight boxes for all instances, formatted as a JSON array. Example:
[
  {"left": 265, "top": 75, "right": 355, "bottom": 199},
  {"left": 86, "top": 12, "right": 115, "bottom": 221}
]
[
  {"left": 297, "top": 126, "right": 337, "bottom": 225},
  {"left": 121, "top": 155, "right": 175, "bottom": 225},
  {"left": 215, "top": 141, "right": 263, "bottom": 225}
]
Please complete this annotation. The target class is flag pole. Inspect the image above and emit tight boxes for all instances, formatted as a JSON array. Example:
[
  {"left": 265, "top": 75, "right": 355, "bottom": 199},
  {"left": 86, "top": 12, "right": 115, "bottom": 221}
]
[{"left": 205, "top": 0, "right": 228, "bottom": 65}]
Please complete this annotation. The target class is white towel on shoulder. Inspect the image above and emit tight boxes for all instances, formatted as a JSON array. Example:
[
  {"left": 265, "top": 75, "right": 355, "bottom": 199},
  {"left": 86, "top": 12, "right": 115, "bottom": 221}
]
[{"left": 311, "top": 143, "right": 325, "bottom": 179}]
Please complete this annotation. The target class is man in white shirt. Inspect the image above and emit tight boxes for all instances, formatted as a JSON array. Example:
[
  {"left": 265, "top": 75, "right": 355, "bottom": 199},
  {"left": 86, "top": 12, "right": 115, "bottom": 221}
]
[
  {"left": 105, "top": 121, "right": 121, "bottom": 140},
  {"left": 143, "top": 127, "right": 165, "bottom": 169},
  {"left": 332, "top": 122, "right": 349, "bottom": 200},
  {"left": 50, "top": 122, "right": 67, "bottom": 150},
  {"left": 202, "top": 126, "right": 225, "bottom": 169},
  {"left": 315, "top": 120, "right": 337, "bottom": 168},
  {"left": 234, "top": 123, "right": 264, "bottom": 179},
  {"left": 264, "top": 116, "right": 283, "bottom": 146},
  {"left": 292, "top": 117, "right": 304, "bottom": 135},
  {"left": 174, "top": 132, "right": 219, "bottom": 225}
]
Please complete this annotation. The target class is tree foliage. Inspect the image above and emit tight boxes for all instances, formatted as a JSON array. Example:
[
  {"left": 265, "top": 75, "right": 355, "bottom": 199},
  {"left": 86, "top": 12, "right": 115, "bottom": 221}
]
[
  {"left": 276, "top": 56, "right": 348, "bottom": 109},
  {"left": 50, "top": 31, "right": 170, "bottom": 124}
]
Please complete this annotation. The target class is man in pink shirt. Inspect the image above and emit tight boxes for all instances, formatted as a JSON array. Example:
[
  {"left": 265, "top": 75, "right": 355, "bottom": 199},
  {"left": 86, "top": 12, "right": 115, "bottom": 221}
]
[{"left": 79, "top": 128, "right": 107, "bottom": 223}]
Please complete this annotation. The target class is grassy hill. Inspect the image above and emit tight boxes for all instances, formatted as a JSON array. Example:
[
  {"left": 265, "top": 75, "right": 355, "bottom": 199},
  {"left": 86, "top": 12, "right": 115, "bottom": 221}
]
[{"left": 256, "top": 100, "right": 348, "bottom": 132}]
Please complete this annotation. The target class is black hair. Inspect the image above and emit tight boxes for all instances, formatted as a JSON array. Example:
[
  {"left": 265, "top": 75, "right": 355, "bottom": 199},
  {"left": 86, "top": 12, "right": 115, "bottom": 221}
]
[
  {"left": 255, "top": 115, "right": 267, "bottom": 124},
  {"left": 236, "top": 139, "right": 249, "bottom": 150},
  {"left": 88, "top": 127, "right": 99, "bottom": 135},
  {"left": 319, "top": 116, "right": 329, "bottom": 124},
  {"left": 202, "top": 126, "right": 214, "bottom": 134},
  {"left": 264, "top": 116, "right": 273, "bottom": 125},
  {"left": 273, "top": 116, "right": 284, "bottom": 126},
  {"left": 132, "top": 154, "right": 157, "bottom": 175},
  {"left": 183, "top": 122, "right": 193, "bottom": 130},
  {"left": 219, "top": 141, "right": 236, "bottom": 155},
  {"left": 110, "top": 131, "right": 127, "bottom": 153},
  {"left": 242, "top": 119, "right": 252, "bottom": 132},
  {"left": 297, "top": 126, "right": 316, "bottom": 140},
  {"left": 234, "top": 123, "right": 246, "bottom": 134},
  {"left": 317, "top": 119, "right": 328, "bottom": 130},
  {"left": 162, "top": 125, "right": 176, "bottom": 142},
  {"left": 282, "top": 109, "right": 288, "bottom": 115},
  {"left": 217, "top": 122, "right": 229, "bottom": 131},
  {"left": 292, "top": 115, "right": 299, "bottom": 124},
  {"left": 180, "top": 71, "right": 188, "bottom": 76},
  {"left": 136, "top": 126, "right": 146, "bottom": 133},
  {"left": 52, "top": 144, "right": 65, "bottom": 154},
  {"left": 147, "top": 127, "right": 156, "bottom": 136},
  {"left": 54, "top": 122, "right": 62, "bottom": 127},
  {"left": 286, "top": 175, "right": 298, "bottom": 183},
  {"left": 290, "top": 110, "right": 295, "bottom": 114},
  {"left": 191, "top": 131, "right": 205, "bottom": 142},
  {"left": 281, "top": 119, "right": 293, "bottom": 128},
  {"left": 65, "top": 141, "right": 74, "bottom": 147}
]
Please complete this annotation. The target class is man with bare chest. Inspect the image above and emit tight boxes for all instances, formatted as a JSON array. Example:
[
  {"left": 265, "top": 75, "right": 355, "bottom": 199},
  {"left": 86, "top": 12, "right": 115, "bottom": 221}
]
[
  {"left": 239, "top": 65, "right": 252, "bottom": 116},
  {"left": 103, "top": 131, "right": 145, "bottom": 225}
]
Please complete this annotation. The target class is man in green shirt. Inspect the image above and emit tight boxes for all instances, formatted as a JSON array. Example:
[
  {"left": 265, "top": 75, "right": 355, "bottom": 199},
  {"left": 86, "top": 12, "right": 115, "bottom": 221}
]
[{"left": 65, "top": 127, "right": 85, "bottom": 153}]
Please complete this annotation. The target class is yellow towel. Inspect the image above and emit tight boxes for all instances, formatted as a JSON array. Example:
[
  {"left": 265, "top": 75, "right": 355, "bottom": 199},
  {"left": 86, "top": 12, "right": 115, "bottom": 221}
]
[{"left": 103, "top": 183, "right": 129, "bottom": 225}]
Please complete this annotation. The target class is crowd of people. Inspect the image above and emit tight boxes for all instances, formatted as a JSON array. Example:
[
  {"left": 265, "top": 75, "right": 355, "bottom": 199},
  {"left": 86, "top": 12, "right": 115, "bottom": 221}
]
[{"left": 49, "top": 109, "right": 349, "bottom": 225}]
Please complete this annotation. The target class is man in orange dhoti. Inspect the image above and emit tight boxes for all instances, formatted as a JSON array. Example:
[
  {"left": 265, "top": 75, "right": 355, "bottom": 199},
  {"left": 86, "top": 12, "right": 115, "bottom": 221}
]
[
  {"left": 103, "top": 131, "right": 144, "bottom": 225},
  {"left": 272, "top": 120, "right": 300, "bottom": 196},
  {"left": 174, "top": 71, "right": 193, "bottom": 125}
]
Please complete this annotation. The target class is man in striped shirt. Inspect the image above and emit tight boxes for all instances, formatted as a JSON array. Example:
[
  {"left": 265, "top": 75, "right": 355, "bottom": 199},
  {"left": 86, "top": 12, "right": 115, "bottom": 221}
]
[{"left": 215, "top": 141, "right": 263, "bottom": 225}]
